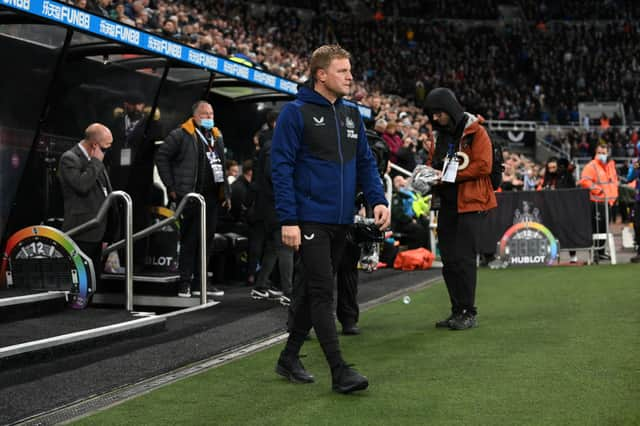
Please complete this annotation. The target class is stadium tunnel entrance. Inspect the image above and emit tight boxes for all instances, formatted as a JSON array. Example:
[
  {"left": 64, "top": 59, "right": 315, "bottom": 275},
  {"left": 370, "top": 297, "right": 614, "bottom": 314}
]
[{"left": 0, "top": 9, "right": 296, "bottom": 245}]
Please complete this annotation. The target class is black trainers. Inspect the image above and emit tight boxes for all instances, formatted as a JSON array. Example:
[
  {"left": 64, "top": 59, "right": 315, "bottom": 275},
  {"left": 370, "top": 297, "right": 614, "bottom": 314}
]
[
  {"left": 342, "top": 324, "right": 361, "bottom": 335},
  {"left": 435, "top": 313, "right": 455, "bottom": 328},
  {"left": 267, "top": 287, "right": 284, "bottom": 299},
  {"left": 449, "top": 313, "right": 478, "bottom": 330},
  {"left": 279, "top": 294, "right": 291, "bottom": 307},
  {"left": 332, "top": 363, "right": 369, "bottom": 394},
  {"left": 630, "top": 254, "right": 640, "bottom": 264},
  {"left": 177, "top": 282, "right": 191, "bottom": 298},
  {"left": 251, "top": 286, "right": 270, "bottom": 299},
  {"left": 275, "top": 353, "right": 315, "bottom": 384}
]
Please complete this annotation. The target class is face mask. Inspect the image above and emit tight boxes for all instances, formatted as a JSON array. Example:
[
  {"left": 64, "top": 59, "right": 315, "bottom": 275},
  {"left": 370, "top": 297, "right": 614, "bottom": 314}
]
[
  {"left": 100, "top": 146, "right": 111, "bottom": 154},
  {"left": 200, "top": 118, "right": 214, "bottom": 130},
  {"left": 597, "top": 154, "right": 607, "bottom": 163}
]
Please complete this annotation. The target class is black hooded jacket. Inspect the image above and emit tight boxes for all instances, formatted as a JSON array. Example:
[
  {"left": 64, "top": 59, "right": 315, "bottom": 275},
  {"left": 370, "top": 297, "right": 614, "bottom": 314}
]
[
  {"left": 424, "top": 88, "right": 468, "bottom": 171},
  {"left": 424, "top": 88, "right": 468, "bottom": 206}
]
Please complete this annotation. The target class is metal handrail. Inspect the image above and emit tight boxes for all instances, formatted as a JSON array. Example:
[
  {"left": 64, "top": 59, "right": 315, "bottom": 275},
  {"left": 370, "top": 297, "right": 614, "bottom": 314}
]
[
  {"left": 103, "top": 192, "right": 208, "bottom": 305},
  {"left": 66, "top": 190, "right": 133, "bottom": 310},
  {"left": 389, "top": 162, "right": 412, "bottom": 177}
]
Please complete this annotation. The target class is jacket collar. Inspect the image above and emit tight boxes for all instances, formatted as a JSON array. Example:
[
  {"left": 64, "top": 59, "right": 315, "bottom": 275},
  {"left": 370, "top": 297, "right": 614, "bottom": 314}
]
[
  {"left": 461, "top": 113, "right": 485, "bottom": 138},
  {"left": 181, "top": 118, "right": 221, "bottom": 138},
  {"left": 297, "top": 84, "right": 344, "bottom": 107}
]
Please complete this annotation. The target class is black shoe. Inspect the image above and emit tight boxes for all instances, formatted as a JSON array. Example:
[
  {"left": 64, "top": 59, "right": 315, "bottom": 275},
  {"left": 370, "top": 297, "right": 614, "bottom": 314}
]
[
  {"left": 342, "top": 324, "right": 361, "bottom": 335},
  {"left": 449, "top": 313, "right": 478, "bottom": 330},
  {"left": 630, "top": 254, "right": 640, "bottom": 264},
  {"left": 267, "top": 287, "right": 284, "bottom": 299},
  {"left": 279, "top": 294, "right": 291, "bottom": 307},
  {"left": 332, "top": 363, "right": 369, "bottom": 394},
  {"left": 177, "top": 281, "right": 191, "bottom": 298},
  {"left": 275, "top": 353, "right": 315, "bottom": 384},
  {"left": 435, "top": 313, "right": 455, "bottom": 329},
  {"left": 251, "top": 286, "right": 270, "bottom": 300}
]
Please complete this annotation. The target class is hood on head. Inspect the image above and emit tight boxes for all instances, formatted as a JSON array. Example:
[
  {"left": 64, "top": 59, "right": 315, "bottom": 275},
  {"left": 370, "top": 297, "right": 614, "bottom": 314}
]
[{"left": 424, "top": 87, "right": 465, "bottom": 130}]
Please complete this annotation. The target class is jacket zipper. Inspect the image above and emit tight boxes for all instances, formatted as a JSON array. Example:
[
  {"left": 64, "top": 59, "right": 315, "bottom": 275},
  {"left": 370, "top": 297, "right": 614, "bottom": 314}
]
[
  {"left": 332, "top": 104, "right": 344, "bottom": 223},
  {"left": 192, "top": 134, "right": 199, "bottom": 192}
]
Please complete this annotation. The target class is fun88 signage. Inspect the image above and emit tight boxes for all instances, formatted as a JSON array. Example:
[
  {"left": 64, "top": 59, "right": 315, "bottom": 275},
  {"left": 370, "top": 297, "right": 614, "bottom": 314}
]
[
  {"left": 2, "top": 0, "right": 372, "bottom": 117},
  {"left": 42, "top": 0, "right": 91, "bottom": 28}
]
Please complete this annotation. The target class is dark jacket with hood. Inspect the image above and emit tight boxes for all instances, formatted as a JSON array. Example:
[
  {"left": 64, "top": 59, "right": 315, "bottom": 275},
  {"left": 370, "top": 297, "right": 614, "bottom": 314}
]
[
  {"left": 425, "top": 88, "right": 497, "bottom": 213},
  {"left": 155, "top": 118, "right": 230, "bottom": 202},
  {"left": 271, "top": 85, "right": 387, "bottom": 225}
]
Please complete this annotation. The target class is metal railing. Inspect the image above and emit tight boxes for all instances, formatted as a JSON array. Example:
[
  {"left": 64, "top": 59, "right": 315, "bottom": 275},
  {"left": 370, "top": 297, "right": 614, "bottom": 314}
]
[
  {"left": 103, "top": 192, "right": 208, "bottom": 306},
  {"left": 66, "top": 190, "right": 133, "bottom": 310}
]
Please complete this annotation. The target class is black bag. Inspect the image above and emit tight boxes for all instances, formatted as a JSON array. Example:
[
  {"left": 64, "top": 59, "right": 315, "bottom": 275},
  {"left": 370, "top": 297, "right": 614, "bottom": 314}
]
[{"left": 488, "top": 130, "right": 504, "bottom": 190}]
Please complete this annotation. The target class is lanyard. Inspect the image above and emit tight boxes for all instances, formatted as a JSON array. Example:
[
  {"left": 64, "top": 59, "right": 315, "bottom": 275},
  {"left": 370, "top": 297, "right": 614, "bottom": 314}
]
[
  {"left": 447, "top": 143, "right": 455, "bottom": 158},
  {"left": 195, "top": 128, "right": 214, "bottom": 151},
  {"left": 124, "top": 115, "right": 141, "bottom": 140}
]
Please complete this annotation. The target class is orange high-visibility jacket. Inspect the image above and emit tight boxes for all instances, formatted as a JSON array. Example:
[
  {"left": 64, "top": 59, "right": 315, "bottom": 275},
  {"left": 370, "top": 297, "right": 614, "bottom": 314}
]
[{"left": 578, "top": 158, "right": 619, "bottom": 205}]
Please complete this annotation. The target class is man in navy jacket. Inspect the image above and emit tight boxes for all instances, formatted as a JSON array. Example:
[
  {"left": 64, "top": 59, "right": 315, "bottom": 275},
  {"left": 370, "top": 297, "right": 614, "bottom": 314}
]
[{"left": 271, "top": 45, "right": 390, "bottom": 394}]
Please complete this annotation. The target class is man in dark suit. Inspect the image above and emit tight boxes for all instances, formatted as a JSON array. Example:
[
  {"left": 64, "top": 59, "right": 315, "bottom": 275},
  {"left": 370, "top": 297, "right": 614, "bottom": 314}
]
[
  {"left": 106, "top": 92, "right": 162, "bottom": 270},
  {"left": 59, "top": 123, "right": 114, "bottom": 282}
]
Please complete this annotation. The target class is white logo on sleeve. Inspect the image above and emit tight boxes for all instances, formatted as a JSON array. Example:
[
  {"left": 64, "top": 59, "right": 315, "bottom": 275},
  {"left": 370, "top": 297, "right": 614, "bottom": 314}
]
[
  {"left": 303, "top": 233, "right": 315, "bottom": 240},
  {"left": 312, "top": 116, "right": 325, "bottom": 126},
  {"left": 345, "top": 117, "right": 355, "bottom": 129}
]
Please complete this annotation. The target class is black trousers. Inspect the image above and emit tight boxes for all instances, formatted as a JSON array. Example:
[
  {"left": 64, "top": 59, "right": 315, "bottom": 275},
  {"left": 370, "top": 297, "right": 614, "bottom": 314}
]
[
  {"left": 179, "top": 191, "right": 218, "bottom": 287},
  {"left": 336, "top": 239, "right": 360, "bottom": 327},
  {"left": 437, "top": 208, "right": 485, "bottom": 316},
  {"left": 284, "top": 223, "right": 348, "bottom": 369},
  {"left": 246, "top": 221, "right": 265, "bottom": 283}
]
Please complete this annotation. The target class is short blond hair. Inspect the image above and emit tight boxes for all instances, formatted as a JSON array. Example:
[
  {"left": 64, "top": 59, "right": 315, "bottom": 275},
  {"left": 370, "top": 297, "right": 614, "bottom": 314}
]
[{"left": 310, "top": 44, "right": 351, "bottom": 80}]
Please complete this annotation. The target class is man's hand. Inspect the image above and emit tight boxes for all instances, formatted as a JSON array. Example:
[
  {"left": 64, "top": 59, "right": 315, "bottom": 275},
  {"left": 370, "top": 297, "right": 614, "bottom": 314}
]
[
  {"left": 431, "top": 169, "right": 443, "bottom": 185},
  {"left": 282, "top": 225, "right": 301, "bottom": 250},
  {"left": 91, "top": 144, "right": 104, "bottom": 162},
  {"left": 169, "top": 191, "right": 177, "bottom": 201},
  {"left": 222, "top": 198, "right": 231, "bottom": 210},
  {"left": 373, "top": 204, "right": 391, "bottom": 231}
]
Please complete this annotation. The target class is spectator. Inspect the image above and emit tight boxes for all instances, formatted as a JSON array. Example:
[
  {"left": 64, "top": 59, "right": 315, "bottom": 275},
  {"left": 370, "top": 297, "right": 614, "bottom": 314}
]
[
  {"left": 523, "top": 167, "right": 538, "bottom": 191},
  {"left": 539, "top": 157, "right": 575, "bottom": 190},
  {"left": 391, "top": 175, "right": 431, "bottom": 250},
  {"left": 382, "top": 122, "right": 403, "bottom": 164},
  {"left": 226, "top": 159, "right": 239, "bottom": 185},
  {"left": 229, "top": 159, "right": 253, "bottom": 223}
]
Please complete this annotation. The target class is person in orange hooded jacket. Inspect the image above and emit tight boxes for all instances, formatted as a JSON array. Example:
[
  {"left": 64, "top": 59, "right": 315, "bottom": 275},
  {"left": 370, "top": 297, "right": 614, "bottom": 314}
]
[
  {"left": 578, "top": 143, "right": 619, "bottom": 258},
  {"left": 425, "top": 88, "right": 497, "bottom": 331}
]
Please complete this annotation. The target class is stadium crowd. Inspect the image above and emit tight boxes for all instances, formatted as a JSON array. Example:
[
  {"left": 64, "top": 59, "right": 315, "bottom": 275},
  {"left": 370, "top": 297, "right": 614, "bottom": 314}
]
[{"left": 70, "top": 0, "right": 640, "bottom": 126}]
